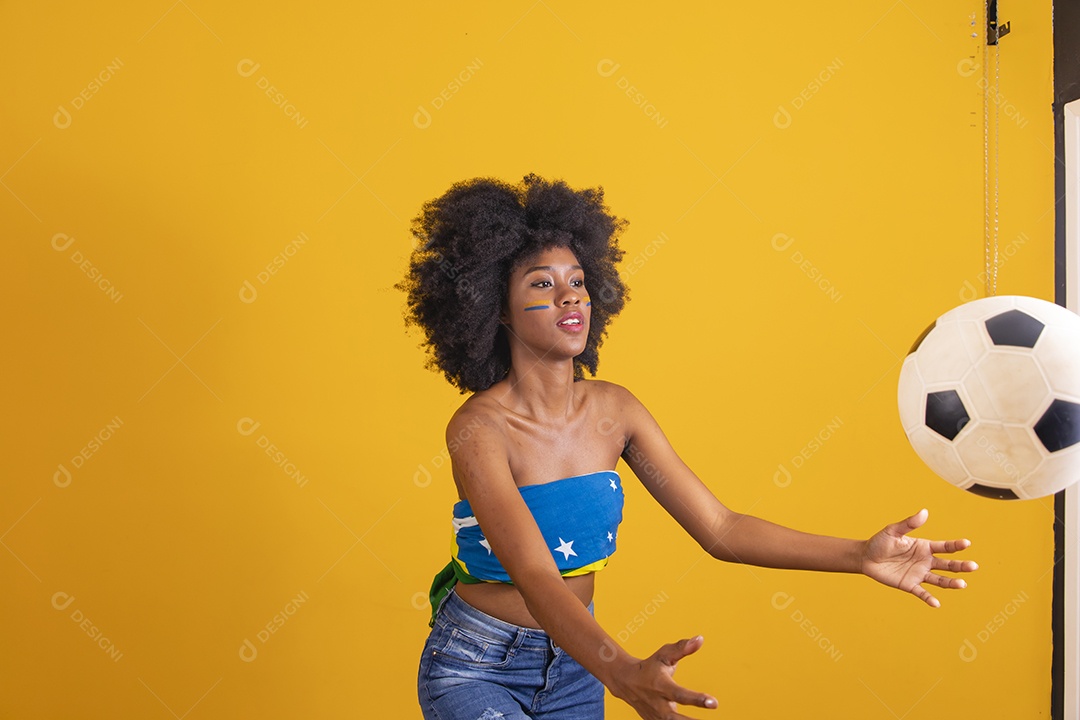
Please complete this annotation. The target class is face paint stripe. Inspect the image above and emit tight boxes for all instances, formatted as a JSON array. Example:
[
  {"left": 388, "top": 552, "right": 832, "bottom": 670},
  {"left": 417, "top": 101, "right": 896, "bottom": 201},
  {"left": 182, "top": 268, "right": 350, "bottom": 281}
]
[{"left": 524, "top": 301, "right": 550, "bottom": 311}]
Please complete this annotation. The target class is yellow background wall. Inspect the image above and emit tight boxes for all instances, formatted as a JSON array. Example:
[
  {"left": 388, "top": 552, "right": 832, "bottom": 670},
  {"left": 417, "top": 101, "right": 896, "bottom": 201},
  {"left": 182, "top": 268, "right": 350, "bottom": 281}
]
[{"left": 2, "top": 2, "right": 1055, "bottom": 718}]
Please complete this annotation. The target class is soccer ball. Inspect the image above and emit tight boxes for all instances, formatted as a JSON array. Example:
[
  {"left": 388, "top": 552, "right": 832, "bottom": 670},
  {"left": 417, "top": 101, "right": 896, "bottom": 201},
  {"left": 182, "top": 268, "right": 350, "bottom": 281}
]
[{"left": 898, "top": 296, "right": 1080, "bottom": 500}]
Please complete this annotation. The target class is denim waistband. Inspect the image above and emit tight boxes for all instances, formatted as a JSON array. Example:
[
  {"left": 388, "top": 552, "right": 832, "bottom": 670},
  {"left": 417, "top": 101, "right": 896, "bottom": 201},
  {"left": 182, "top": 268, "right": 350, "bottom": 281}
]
[{"left": 437, "top": 589, "right": 594, "bottom": 649}]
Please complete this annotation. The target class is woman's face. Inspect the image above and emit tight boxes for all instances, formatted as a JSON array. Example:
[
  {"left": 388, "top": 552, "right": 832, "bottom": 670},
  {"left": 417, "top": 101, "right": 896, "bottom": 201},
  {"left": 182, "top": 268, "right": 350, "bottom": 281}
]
[{"left": 501, "top": 245, "right": 591, "bottom": 360}]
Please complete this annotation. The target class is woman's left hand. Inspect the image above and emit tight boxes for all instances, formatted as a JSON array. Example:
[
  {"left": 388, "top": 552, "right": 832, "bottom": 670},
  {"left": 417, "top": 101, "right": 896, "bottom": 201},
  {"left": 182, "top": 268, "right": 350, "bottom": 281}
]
[{"left": 861, "top": 508, "right": 977, "bottom": 607}]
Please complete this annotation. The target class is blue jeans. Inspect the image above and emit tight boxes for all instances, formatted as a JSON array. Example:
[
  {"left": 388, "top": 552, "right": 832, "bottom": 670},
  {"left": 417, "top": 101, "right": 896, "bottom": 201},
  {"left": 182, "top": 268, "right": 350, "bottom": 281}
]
[{"left": 417, "top": 589, "right": 605, "bottom": 719}]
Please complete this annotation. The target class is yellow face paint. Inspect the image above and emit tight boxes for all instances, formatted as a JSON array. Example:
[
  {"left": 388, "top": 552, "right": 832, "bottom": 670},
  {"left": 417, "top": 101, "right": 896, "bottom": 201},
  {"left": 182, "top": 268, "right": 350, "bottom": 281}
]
[
  {"left": 583, "top": 295, "right": 591, "bottom": 307},
  {"left": 524, "top": 300, "right": 550, "bottom": 311}
]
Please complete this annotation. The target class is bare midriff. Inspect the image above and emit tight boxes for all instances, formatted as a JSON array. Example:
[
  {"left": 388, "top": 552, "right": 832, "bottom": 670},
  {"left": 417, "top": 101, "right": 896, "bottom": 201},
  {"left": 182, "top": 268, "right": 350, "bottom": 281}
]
[{"left": 455, "top": 573, "right": 595, "bottom": 629}]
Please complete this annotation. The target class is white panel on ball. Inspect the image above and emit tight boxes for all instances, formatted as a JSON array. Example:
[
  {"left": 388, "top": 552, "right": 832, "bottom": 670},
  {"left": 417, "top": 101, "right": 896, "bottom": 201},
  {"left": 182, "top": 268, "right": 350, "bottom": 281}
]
[
  {"left": 1036, "top": 323, "right": 1080, "bottom": 399},
  {"left": 913, "top": 319, "right": 986, "bottom": 385},
  {"left": 954, "top": 424, "right": 1043, "bottom": 492},
  {"left": 905, "top": 425, "right": 969, "bottom": 485},
  {"left": 969, "top": 353, "right": 1051, "bottom": 423},
  {"left": 897, "top": 358, "right": 925, "bottom": 434}
]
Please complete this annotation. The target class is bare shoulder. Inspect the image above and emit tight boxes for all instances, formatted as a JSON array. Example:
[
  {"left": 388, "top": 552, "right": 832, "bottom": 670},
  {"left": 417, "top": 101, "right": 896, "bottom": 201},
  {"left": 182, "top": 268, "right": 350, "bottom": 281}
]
[
  {"left": 580, "top": 378, "right": 644, "bottom": 414},
  {"left": 444, "top": 391, "right": 517, "bottom": 502},
  {"left": 445, "top": 390, "right": 508, "bottom": 450}
]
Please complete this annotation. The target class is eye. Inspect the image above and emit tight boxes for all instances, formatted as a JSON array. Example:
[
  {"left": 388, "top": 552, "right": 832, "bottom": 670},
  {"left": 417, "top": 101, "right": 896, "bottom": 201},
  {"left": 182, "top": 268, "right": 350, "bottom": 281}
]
[
  {"left": 531, "top": 280, "right": 552, "bottom": 288},
  {"left": 571, "top": 279, "right": 585, "bottom": 288}
]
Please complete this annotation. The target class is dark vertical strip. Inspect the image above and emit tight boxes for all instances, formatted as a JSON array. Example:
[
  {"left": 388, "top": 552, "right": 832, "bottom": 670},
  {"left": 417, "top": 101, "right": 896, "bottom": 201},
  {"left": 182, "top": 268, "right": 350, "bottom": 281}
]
[
  {"left": 1054, "top": 491, "right": 1065, "bottom": 719},
  {"left": 1052, "top": 2, "right": 1080, "bottom": 717},
  {"left": 988, "top": 0, "right": 1000, "bottom": 45}
]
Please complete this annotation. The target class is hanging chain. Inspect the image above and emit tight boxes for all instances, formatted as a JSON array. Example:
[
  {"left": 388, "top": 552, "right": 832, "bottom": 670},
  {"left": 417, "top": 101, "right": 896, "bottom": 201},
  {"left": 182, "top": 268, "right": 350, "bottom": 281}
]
[
  {"left": 982, "top": 5, "right": 1001, "bottom": 297},
  {"left": 992, "top": 16, "right": 1001, "bottom": 296}
]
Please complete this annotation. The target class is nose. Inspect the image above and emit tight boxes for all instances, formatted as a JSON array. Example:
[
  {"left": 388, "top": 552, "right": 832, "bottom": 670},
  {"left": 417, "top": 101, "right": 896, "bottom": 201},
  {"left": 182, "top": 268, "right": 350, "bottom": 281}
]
[{"left": 557, "top": 283, "right": 580, "bottom": 306}]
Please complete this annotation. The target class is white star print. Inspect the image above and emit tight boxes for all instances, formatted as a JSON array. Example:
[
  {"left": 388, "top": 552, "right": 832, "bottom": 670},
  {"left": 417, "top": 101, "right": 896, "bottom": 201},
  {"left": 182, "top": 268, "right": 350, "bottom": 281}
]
[
  {"left": 609, "top": 478, "right": 618, "bottom": 491},
  {"left": 479, "top": 537, "right": 491, "bottom": 555},
  {"left": 607, "top": 531, "right": 613, "bottom": 542},
  {"left": 554, "top": 538, "right": 577, "bottom": 560}
]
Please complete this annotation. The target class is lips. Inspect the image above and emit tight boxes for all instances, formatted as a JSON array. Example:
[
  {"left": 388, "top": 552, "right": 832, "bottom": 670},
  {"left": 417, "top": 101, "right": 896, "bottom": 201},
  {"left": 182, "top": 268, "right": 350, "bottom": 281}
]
[{"left": 557, "top": 312, "right": 584, "bottom": 330}]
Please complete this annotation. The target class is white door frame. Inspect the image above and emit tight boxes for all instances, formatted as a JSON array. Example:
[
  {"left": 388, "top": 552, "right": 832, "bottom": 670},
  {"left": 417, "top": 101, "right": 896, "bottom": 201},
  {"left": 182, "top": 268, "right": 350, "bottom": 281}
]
[{"left": 1064, "top": 97, "right": 1080, "bottom": 719}]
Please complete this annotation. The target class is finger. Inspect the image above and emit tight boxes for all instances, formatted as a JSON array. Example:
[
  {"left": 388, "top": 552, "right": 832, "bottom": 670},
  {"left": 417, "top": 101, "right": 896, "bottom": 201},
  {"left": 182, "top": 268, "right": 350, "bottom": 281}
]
[
  {"left": 923, "top": 572, "right": 968, "bottom": 589},
  {"left": 885, "top": 508, "right": 928, "bottom": 537},
  {"left": 666, "top": 707, "right": 717, "bottom": 720},
  {"left": 668, "top": 682, "right": 719, "bottom": 711},
  {"left": 656, "top": 635, "right": 705, "bottom": 666},
  {"left": 654, "top": 643, "right": 718, "bottom": 713},
  {"left": 910, "top": 584, "right": 941, "bottom": 608},
  {"left": 928, "top": 538, "right": 973, "bottom": 554},
  {"left": 902, "top": 508, "right": 929, "bottom": 533},
  {"left": 931, "top": 556, "right": 978, "bottom": 573}
]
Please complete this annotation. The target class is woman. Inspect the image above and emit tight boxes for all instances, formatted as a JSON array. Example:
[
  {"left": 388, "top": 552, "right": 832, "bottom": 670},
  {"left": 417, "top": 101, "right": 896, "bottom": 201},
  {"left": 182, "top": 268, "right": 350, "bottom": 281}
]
[{"left": 400, "top": 175, "right": 976, "bottom": 720}]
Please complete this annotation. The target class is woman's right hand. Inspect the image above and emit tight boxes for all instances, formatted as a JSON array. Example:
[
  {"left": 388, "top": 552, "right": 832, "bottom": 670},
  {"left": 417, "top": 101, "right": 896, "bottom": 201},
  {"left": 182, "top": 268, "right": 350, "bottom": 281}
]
[{"left": 609, "top": 635, "right": 718, "bottom": 720}]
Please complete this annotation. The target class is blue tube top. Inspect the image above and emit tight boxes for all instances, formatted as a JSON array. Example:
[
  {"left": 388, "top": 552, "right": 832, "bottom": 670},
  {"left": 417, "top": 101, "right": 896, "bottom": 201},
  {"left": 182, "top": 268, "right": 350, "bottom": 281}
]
[{"left": 451, "top": 470, "right": 625, "bottom": 582}]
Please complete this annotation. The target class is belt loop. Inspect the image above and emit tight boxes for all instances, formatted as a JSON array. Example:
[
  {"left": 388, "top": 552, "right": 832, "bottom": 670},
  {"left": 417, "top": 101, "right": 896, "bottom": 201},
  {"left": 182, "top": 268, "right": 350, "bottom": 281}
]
[{"left": 511, "top": 626, "right": 527, "bottom": 655}]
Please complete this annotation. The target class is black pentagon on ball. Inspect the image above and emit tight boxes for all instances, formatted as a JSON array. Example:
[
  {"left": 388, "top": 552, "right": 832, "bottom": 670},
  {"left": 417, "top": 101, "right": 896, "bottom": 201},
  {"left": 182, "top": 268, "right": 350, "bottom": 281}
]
[
  {"left": 925, "top": 390, "right": 970, "bottom": 440},
  {"left": 1034, "top": 399, "right": 1080, "bottom": 452},
  {"left": 985, "top": 309, "right": 1044, "bottom": 348},
  {"left": 966, "top": 483, "right": 1020, "bottom": 500}
]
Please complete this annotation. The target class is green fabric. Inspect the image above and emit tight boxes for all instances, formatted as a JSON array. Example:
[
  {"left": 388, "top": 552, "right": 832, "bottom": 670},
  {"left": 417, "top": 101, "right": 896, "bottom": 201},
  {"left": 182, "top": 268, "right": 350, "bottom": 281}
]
[{"left": 428, "top": 559, "right": 483, "bottom": 626}]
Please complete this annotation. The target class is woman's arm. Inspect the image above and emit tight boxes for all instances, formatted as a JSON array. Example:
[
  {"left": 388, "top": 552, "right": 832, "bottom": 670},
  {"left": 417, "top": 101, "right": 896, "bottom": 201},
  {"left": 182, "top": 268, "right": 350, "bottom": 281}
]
[
  {"left": 446, "top": 407, "right": 718, "bottom": 719},
  {"left": 611, "top": 384, "right": 976, "bottom": 607}
]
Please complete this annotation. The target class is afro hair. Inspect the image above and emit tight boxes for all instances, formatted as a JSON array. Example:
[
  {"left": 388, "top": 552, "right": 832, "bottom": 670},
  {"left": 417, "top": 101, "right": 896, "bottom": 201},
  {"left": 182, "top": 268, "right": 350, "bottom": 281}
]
[{"left": 398, "top": 174, "right": 629, "bottom": 393}]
